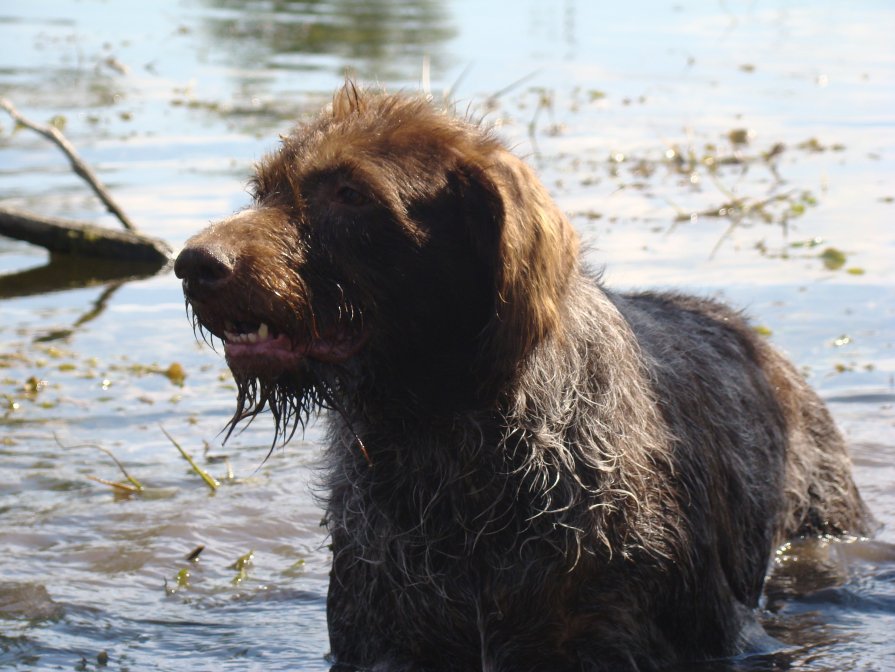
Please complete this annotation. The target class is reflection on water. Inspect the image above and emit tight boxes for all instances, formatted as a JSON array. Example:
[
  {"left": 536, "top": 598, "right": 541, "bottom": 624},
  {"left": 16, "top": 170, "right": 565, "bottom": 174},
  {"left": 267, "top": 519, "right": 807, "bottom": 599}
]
[
  {"left": 0, "top": 0, "right": 893, "bottom": 670},
  {"left": 0, "top": 256, "right": 166, "bottom": 300},
  {"left": 200, "top": 0, "right": 455, "bottom": 80}
]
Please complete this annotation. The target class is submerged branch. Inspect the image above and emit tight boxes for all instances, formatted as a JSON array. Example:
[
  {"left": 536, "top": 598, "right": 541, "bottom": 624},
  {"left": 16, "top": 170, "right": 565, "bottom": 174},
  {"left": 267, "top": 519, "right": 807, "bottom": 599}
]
[{"left": 1, "top": 97, "right": 138, "bottom": 232}]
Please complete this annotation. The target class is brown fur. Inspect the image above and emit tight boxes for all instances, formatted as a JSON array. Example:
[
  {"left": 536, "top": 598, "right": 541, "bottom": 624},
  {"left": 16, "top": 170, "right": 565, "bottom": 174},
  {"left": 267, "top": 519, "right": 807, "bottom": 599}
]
[{"left": 174, "top": 84, "right": 871, "bottom": 671}]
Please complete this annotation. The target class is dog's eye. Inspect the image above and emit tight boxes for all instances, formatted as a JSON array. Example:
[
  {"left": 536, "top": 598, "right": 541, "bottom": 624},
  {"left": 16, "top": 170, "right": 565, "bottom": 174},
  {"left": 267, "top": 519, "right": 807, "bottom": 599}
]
[{"left": 334, "top": 185, "right": 369, "bottom": 207}]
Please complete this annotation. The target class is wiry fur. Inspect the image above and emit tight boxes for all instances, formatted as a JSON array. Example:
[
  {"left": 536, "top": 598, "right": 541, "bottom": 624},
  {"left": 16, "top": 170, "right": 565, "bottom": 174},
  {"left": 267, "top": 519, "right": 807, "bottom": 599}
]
[{"left": 174, "top": 84, "right": 871, "bottom": 671}]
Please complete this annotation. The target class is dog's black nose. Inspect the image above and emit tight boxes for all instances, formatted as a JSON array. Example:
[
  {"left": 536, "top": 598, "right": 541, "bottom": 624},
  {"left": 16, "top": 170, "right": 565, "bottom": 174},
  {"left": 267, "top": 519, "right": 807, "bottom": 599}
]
[{"left": 174, "top": 244, "right": 234, "bottom": 298}]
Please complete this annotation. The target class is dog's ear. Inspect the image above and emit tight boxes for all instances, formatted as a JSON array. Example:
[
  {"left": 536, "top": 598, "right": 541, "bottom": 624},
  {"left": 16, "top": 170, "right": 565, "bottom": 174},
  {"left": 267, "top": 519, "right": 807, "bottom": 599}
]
[{"left": 458, "top": 149, "right": 580, "bottom": 394}]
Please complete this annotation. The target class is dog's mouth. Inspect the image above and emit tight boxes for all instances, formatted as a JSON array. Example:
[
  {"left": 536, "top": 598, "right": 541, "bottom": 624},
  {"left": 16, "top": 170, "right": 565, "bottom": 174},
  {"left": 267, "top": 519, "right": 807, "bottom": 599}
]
[
  {"left": 185, "top": 306, "right": 369, "bottom": 446},
  {"left": 223, "top": 318, "right": 367, "bottom": 367},
  {"left": 188, "top": 304, "right": 368, "bottom": 377}
]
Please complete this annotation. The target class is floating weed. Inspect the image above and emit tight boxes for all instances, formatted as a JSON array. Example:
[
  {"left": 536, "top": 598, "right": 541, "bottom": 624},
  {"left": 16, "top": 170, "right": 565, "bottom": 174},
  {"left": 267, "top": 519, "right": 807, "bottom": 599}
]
[
  {"left": 0, "top": 352, "right": 28, "bottom": 368},
  {"left": 575, "top": 209, "right": 604, "bottom": 221},
  {"left": 819, "top": 247, "right": 847, "bottom": 271},
  {"left": 231, "top": 550, "right": 254, "bottom": 585},
  {"left": 23, "top": 375, "right": 46, "bottom": 398},
  {"left": 757, "top": 237, "right": 865, "bottom": 277},
  {"left": 55, "top": 433, "right": 145, "bottom": 494},
  {"left": 48, "top": 114, "right": 67, "bottom": 132},
  {"left": 165, "top": 362, "right": 186, "bottom": 386},
  {"left": 112, "top": 361, "right": 187, "bottom": 386},
  {"left": 727, "top": 128, "right": 752, "bottom": 146},
  {"left": 164, "top": 544, "right": 213, "bottom": 595},
  {"left": 761, "top": 142, "right": 785, "bottom": 163},
  {"left": 797, "top": 137, "right": 826, "bottom": 152},
  {"left": 284, "top": 558, "right": 306, "bottom": 578},
  {"left": 232, "top": 550, "right": 254, "bottom": 571},
  {"left": 86, "top": 475, "right": 141, "bottom": 497},
  {"left": 800, "top": 192, "right": 818, "bottom": 207},
  {"left": 164, "top": 567, "right": 193, "bottom": 595},
  {"left": 790, "top": 237, "right": 825, "bottom": 249},
  {"left": 185, "top": 545, "right": 205, "bottom": 562},
  {"left": 830, "top": 361, "right": 873, "bottom": 376},
  {"left": 575, "top": 120, "right": 853, "bottom": 258},
  {"left": 161, "top": 425, "right": 220, "bottom": 491},
  {"left": 795, "top": 137, "right": 846, "bottom": 153}
]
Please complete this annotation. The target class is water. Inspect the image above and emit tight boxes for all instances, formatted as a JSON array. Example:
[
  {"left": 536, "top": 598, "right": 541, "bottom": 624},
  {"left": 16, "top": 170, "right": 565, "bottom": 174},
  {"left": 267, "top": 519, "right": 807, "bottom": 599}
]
[{"left": 1, "top": 1, "right": 893, "bottom": 670}]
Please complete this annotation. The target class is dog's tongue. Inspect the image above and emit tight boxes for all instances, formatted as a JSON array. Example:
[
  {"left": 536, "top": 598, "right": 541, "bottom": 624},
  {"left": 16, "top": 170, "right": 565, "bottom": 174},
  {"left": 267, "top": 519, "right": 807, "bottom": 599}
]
[
  {"left": 224, "top": 333, "right": 307, "bottom": 369},
  {"left": 223, "top": 324, "right": 366, "bottom": 367}
]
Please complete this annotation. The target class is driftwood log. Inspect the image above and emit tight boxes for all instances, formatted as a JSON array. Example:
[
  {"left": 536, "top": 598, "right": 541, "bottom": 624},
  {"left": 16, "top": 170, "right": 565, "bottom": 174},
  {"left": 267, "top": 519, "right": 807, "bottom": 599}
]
[{"left": 0, "top": 206, "right": 171, "bottom": 263}]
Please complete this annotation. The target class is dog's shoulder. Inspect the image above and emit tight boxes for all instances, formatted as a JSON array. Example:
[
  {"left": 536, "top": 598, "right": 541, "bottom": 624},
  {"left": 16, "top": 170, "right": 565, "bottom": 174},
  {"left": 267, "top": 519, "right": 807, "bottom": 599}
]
[
  {"left": 593, "top": 286, "right": 765, "bottom": 378},
  {"left": 606, "top": 288, "right": 750, "bottom": 339}
]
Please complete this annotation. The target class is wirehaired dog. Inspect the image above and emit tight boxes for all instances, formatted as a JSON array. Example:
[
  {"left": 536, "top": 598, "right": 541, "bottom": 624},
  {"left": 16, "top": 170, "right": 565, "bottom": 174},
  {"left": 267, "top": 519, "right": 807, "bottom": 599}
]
[{"left": 174, "top": 84, "right": 871, "bottom": 671}]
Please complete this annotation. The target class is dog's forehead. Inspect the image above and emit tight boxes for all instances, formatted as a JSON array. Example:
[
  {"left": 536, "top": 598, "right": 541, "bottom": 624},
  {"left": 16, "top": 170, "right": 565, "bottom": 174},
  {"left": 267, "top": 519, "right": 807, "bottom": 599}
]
[
  {"left": 286, "top": 96, "right": 484, "bottom": 173},
  {"left": 251, "top": 93, "right": 505, "bottom": 206}
]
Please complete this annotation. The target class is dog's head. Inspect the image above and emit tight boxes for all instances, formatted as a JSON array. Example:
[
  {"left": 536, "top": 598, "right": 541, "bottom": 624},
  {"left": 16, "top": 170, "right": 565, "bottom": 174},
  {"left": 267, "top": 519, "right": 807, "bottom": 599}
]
[{"left": 174, "top": 83, "right": 579, "bottom": 438}]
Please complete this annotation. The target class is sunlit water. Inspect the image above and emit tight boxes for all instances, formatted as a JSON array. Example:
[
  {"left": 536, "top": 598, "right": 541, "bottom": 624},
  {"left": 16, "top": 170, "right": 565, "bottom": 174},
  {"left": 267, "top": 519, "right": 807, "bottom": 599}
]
[{"left": 1, "top": 1, "right": 893, "bottom": 670}]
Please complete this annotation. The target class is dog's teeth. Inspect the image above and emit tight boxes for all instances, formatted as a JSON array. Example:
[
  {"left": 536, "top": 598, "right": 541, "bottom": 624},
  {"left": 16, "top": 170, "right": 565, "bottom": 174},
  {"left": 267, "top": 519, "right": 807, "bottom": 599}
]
[{"left": 224, "top": 323, "right": 272, "bottom": 345}]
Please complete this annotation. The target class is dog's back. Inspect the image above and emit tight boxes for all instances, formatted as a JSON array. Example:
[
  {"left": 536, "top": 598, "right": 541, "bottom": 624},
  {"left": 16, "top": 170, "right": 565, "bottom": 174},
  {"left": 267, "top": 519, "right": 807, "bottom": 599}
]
[{"left": 613, "top": 289, "right": 869, "bottom": 542}]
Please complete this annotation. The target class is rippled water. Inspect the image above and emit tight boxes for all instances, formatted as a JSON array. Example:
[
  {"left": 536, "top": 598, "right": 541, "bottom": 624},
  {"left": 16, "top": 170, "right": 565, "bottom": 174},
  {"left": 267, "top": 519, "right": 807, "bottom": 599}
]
[{"left": 1, "top": 1, "right": 893, "bottom": 670}]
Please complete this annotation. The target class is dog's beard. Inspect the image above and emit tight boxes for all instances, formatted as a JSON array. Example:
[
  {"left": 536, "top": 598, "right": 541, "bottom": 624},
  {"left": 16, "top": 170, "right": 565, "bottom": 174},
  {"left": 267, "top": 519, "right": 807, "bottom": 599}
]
[
  {"left": 187, "top": 307, "right": 367, "bottom": 461},
  {"left": 228, "top": 361, "right": 373, "bottom": 465},
  {"left": 188, "top": 308, "right": 338, "bottom": 449},
  {"left": 225, "top": 361, "right": 359, "bottom": 458},
  {"left": 225, "top": 365, "right": 325, "bottom": 449}
]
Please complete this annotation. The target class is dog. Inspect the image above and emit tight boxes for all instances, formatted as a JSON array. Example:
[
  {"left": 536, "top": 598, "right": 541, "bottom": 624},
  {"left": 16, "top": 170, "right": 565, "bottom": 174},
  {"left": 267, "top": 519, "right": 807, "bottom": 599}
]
[{"left": 174, "top": 83, "right": 871, "bottom": 671}]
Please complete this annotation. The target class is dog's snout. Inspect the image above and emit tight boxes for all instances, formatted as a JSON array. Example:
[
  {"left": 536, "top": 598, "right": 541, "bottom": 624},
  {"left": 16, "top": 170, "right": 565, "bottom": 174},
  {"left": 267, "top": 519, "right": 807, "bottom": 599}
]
[{"left": 174, "top": 243, "right": 234, "bottom": 297}]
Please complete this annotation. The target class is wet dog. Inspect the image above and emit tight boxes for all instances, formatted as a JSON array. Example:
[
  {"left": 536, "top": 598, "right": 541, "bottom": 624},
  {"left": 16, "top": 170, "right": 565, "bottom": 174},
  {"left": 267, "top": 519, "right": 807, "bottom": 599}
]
[{"left": 174, "top": 84, "right": 870, "bottom": 671}]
